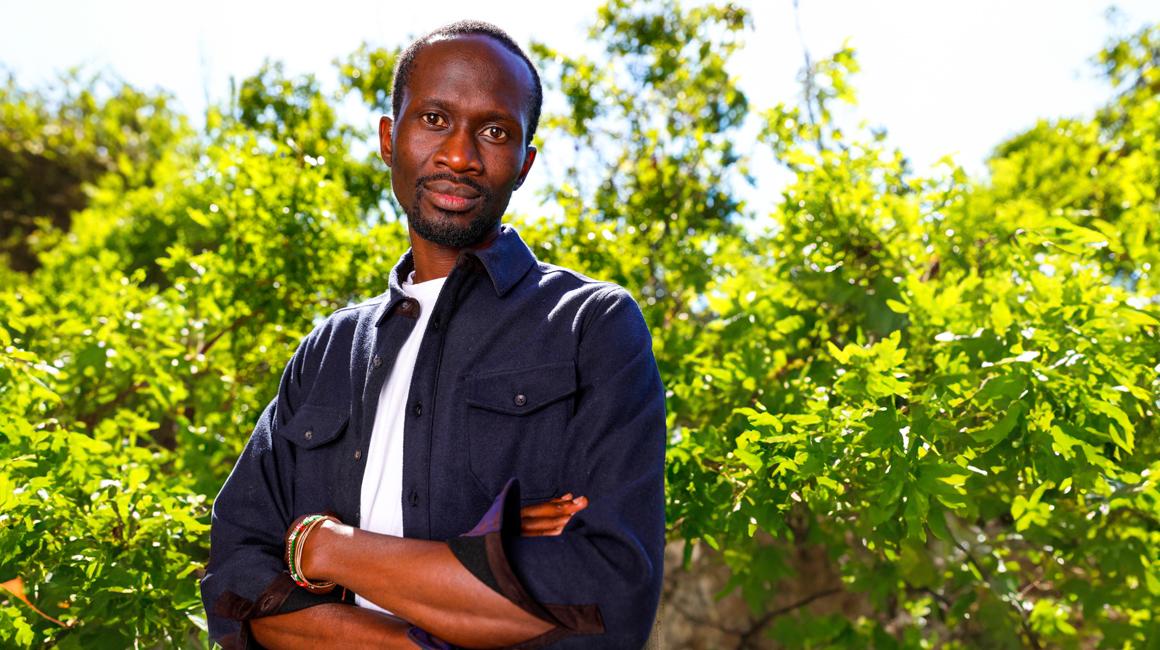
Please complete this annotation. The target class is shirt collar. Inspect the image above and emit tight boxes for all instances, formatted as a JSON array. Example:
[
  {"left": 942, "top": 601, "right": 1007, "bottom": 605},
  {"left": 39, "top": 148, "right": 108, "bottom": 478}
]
[
  {"left": 374, "top": 224, "right": 536, "bottom": 327},
  {"left": 463, "top": 224, "right": 537, "bottom": 297}
]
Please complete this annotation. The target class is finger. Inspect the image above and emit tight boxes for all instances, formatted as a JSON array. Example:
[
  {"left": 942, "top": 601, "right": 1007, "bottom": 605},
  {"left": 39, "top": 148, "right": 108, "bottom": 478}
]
[
  {"left": 522, "top": 515, "right": 575, "bottom": 531},
  {"left": 522, "top": 525, "right": 566, "bottom": 537},
  {"left": 545, "top": 496, "right": 589, "bottom": 516},
  {"left": 522, "top": 527, "right": 566, "bottom": 537},
  {"left": 522, "top": 524, "right": 567, "bottom": 537},
  {"left": 520, "top": 502, "right": 567, "bottom": 518},
  {"left": 521, "top": 496, "right": 589, "bottom": 518},
  {"left": 522, "top": 517, "right": 570, "bottom": 533},
  {"left": 521, "top": 502, "right": 587, "bottom": 536}
]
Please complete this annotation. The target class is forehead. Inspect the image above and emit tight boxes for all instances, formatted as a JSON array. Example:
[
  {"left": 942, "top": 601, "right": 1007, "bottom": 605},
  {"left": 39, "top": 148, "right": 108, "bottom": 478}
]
[{"left": 402, "top": 34, "right": 534, "bottom": 120}]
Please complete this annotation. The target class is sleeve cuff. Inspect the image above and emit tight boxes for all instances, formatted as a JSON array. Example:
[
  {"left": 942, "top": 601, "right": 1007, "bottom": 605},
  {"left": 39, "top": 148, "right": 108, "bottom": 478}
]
[
  {"left": 445, "top": 478, "right": 605, "bottom": 649},
  {"left": 212, "top": 572, "right": 348, "bottom": 649}
]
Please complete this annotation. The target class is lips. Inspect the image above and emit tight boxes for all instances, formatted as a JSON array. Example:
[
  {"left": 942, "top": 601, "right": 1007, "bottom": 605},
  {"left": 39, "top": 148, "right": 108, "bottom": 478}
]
[{"left": 422, "top": 180, "right": 483, "bottom": 213}]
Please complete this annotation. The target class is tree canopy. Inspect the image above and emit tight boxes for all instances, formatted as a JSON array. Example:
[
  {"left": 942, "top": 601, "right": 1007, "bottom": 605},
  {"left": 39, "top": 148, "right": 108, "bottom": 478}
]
[{"left": 1, "top": 3, "right": 1157, "bottom": 648}]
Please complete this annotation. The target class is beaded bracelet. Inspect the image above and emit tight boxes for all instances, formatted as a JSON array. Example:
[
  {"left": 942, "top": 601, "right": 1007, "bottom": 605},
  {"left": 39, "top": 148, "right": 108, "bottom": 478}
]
[{"left": 285, "top": 513, "right": 337, "bottom": 593}]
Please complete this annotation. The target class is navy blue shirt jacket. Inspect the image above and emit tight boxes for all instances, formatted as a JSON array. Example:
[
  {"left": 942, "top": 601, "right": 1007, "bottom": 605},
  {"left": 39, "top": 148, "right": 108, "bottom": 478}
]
[{"left": 200, "top": 225, "right": 666, "bottom": 649}]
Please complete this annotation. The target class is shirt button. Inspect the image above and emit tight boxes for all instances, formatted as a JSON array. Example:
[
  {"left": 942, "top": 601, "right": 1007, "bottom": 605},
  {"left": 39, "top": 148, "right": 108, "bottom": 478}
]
[
  {"left": 354, "top": 450, "right": 362, "bottom": 460},
  {"left": 372, "top": 355, "right": 382, "bottom": 368},
  {"left": 409, "top": 490, "right": 419, "bottom": 507},
  {"left": 303, "top": 429, "right": 313, "bottom": 441},
  {"left": 514, "top": 394, "right": 528, "bottom": 407},
  {"left": 413, "top": 402, "right": 422, "bottom": 417},
  {"left": 431, "top": 319, "right": 440, "bottom": 331}
]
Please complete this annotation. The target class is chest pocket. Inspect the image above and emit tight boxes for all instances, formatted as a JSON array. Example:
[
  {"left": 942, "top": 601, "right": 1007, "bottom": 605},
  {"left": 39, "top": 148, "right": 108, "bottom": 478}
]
[
  {"left": 464, "top": 361, "right": 576, "bottom": 502},
  {"left": 276, "top": 404, "right": 350, "bottom": 449},
  {"left": 272, "top": 404, "right": 351, "bottom": 517}
]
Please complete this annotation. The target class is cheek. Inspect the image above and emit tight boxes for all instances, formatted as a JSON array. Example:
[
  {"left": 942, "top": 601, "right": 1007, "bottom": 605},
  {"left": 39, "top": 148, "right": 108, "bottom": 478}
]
[
  {"left": 489, "top": 151, "right": 526, "bottom": 187},
  {"left": 389, "top": 145, "right": 422, "bottom": 190},
  {"left": 389, "top": 165, "right": 415, "bottom": 209}
]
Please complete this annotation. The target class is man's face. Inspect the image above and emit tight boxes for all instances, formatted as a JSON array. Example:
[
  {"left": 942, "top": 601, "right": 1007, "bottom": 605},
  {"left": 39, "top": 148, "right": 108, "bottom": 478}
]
[{"left": 380, "top": 35, "right": 537, "bottom": 249}]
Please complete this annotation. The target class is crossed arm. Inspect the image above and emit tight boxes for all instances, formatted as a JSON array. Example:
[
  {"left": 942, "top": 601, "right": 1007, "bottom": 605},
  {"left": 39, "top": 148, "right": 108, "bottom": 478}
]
[{"left": 250, "top": 496, "right": 588, "bottom": 649}]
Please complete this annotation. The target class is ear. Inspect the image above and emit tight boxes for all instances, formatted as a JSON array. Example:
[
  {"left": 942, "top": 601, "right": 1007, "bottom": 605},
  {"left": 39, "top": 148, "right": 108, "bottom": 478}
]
[
  {"left": 379, "top": 116, "right": 394, "bottom": 166},
  {"left": 513, "top": 145, "right": 537, "bottom": 190}
]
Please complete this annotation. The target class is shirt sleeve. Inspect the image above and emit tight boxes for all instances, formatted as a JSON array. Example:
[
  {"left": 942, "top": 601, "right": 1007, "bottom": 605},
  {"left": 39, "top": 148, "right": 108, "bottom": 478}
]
[
  {"left": 449, "top": 286, "right": 667, "bottom": 649},
  {"left": 199, "top": 333, "right": 347, "bottom": 649}
]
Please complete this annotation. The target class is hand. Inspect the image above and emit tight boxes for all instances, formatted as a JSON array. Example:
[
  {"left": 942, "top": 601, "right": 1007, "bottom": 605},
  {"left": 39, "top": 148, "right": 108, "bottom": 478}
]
[{"left": 519, "top": 493, "right": 589, "bottom": 536}]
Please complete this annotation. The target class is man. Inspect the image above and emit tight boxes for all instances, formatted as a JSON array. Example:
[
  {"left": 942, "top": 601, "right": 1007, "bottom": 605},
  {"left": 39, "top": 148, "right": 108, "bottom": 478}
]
[{"left": 200, "top": 21, "right": 665, "bottom": 649}]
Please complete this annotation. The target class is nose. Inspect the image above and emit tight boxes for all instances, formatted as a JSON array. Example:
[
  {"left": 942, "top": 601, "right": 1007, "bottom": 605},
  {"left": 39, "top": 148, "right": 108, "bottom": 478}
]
[{"left": 434, "top": 127, "right": 483, "bottom": 175}]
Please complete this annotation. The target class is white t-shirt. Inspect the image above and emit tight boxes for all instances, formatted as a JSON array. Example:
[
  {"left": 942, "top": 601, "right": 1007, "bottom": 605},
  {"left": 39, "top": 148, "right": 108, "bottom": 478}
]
[{"left": 356, "top": 272, "right": 446, "bottom": 613}]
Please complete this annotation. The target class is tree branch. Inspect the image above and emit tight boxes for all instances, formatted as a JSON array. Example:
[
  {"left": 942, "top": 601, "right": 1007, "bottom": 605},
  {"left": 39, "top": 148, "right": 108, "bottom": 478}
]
[
  {"left": 946, "top": 526, "right": 1043, "bottom": 650},
  {"left": 197, "top": 309, "right": 263, "bottom": 357},
  {"left": 736, "top": 586, "right": 842, "bottom": 649}
]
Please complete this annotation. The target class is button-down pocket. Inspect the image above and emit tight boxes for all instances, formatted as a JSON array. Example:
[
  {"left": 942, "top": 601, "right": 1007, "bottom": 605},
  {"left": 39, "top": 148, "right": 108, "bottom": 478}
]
[
  {"left": 276, "top": 404, "right": 350, "bottom": 449},
  {"left": 464, "top": 361, "right": 576, "bottom": 501}
]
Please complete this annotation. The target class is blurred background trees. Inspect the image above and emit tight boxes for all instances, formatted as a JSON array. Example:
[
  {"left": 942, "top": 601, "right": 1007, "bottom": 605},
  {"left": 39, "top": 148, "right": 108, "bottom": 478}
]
[{"left": 1, "top": 2, "right": 1157, "bottom": 647}]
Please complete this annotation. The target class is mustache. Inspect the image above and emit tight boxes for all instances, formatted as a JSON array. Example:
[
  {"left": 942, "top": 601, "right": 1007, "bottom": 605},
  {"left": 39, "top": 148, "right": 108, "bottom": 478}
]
[{"left": 415, "top": 172, "right": 492, "bottom": 200}]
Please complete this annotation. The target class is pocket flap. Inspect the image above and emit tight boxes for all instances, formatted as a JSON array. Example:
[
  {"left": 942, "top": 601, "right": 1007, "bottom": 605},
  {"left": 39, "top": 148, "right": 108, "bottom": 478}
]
[
  {"left": 466, "top": 361, "right": 577, "bottom": 416},
  {"left": 276, "top": 404, "right": 349, "bottom": 449}
]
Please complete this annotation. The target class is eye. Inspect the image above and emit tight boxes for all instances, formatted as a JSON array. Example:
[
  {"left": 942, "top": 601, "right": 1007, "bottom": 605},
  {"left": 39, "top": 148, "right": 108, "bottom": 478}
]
[
  {"left": 482, "top": 126, "right": 509, "bottom": 142},
  {"left": 421, "top": 112, "right": 447, "bottom": 127}
]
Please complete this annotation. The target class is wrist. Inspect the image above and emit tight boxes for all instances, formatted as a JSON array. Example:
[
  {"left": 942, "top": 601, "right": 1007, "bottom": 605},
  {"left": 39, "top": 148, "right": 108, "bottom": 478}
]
[
  {"left": 285, "top": 513, "right": 339, "bottom": 593},
  {"left": 302, "top": 519, "right": 340, "bottom": 580}
]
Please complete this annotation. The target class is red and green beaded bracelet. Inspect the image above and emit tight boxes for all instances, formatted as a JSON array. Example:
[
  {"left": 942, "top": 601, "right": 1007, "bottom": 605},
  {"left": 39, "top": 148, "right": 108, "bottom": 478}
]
[{"left": 284, "top": 513, "right": 337, "bottom": 593}]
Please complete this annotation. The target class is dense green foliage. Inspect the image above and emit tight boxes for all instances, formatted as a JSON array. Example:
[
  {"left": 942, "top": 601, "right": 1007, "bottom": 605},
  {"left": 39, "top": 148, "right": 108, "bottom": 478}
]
[
  {"left": 0, "top": 71, "right": 188, "bottom": 271},
  {"left": 1, "top": 2, "right": 1157, "bottom": 647}
]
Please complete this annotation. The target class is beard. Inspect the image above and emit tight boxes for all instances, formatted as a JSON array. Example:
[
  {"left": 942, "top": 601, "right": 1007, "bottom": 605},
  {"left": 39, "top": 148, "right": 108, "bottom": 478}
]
[{"left": 406, "top": 173, "right": 503, "bottom": 248}]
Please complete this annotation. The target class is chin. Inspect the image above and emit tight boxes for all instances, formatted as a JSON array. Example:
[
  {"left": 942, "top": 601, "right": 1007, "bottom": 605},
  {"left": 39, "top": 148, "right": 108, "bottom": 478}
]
[{"left": 408, "top": 208, "right": 501, "bottom": 249}]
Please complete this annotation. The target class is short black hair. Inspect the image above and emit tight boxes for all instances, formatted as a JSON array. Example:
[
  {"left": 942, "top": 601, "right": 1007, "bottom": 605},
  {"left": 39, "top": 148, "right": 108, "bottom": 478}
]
[{"left": 391, "top": 20, "right": 543, "bottom": 145}]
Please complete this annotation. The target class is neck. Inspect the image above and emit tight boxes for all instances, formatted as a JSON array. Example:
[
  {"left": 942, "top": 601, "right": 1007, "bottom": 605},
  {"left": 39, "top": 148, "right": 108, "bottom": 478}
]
[{"left": 408, "top": 225, "right": 501, "bottom": 283}]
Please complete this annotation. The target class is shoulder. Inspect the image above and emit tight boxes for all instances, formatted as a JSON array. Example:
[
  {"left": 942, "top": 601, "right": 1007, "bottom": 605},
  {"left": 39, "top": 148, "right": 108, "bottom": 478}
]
[
  {"left": 531, "top": 258, "right": 635, "bottom": 302},
  {"left": 525, "top": 261, "right": 649, "bottom": 340},
  {"left": 322, "top": 293, "right": 386, "bottom": 328},
  {"left": 295, "top": 293, "right": 387, "bottom": 358},
  {"left": 531, "top": 260, "right": 605, "bottom": 287},
  {"left": 529, "top": 261, "right": 635, "bottom": 304},
  {"left": 273, "top": 294, "right": 387, "bottom": 403}
]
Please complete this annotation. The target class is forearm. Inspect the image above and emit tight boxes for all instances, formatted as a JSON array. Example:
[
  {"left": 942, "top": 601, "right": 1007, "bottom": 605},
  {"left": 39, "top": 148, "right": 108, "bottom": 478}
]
[
  {"left": 304, "top": 523, "right": 552, "bottom": 648},
  {"left": 250, "top": 603, "right": 413, "bottom": 649}
]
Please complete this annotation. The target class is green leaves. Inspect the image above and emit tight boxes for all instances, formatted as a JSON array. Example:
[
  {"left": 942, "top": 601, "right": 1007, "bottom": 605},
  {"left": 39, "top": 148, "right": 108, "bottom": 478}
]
[
  {"left": 0, "top": 41, "right": 410, "bottom": 647},
  {"left": 1, "top": 2, "right": 1159, "bottom": 647},
  {"left": 1086, "top": 396, "right": 1135, "bottom": 454},
  {"left": 645, "top": 5, "right": 1160, "bottom": 646}
]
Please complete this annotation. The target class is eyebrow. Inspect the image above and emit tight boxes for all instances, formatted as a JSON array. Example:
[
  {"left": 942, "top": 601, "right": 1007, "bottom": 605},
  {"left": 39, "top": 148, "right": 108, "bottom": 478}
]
[{"left": 419, "top": 98, "right": 457, "bottom": 115}]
